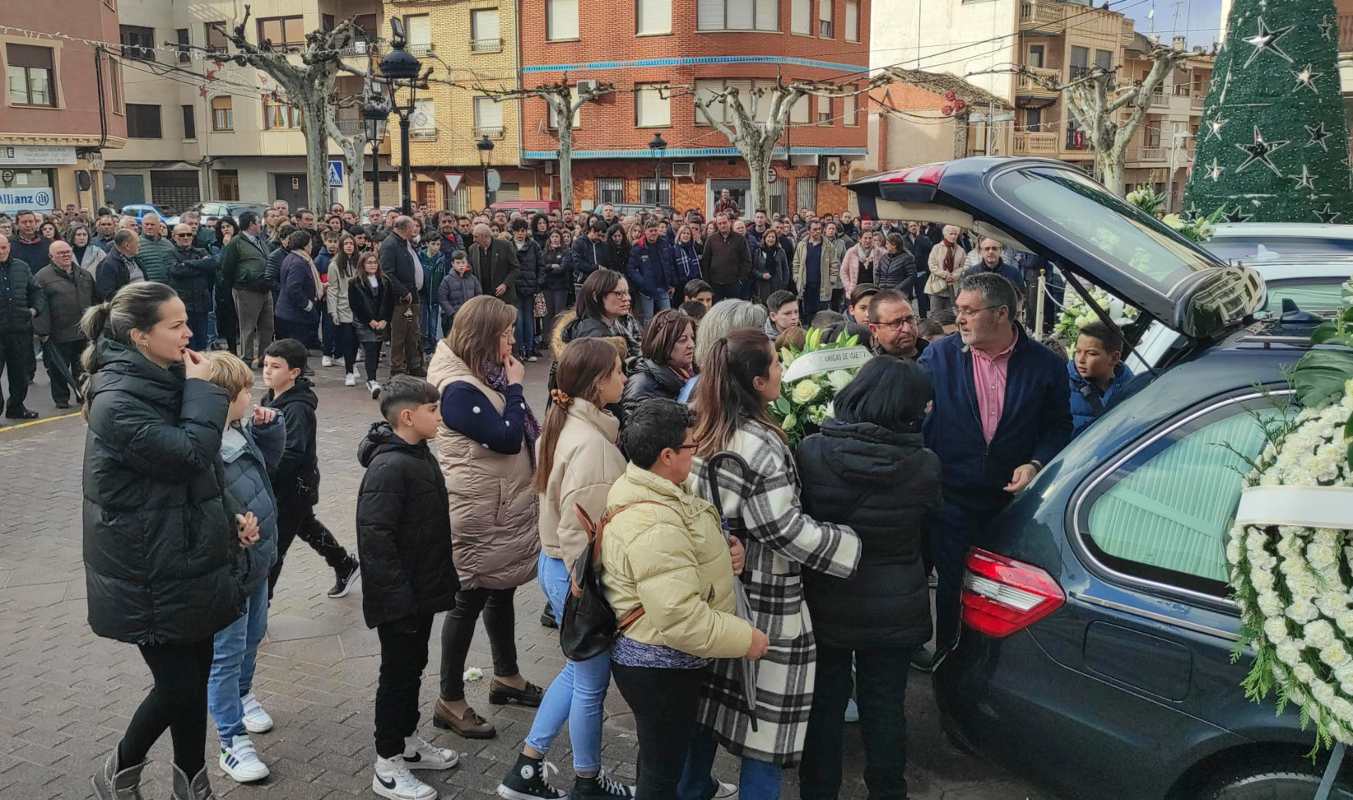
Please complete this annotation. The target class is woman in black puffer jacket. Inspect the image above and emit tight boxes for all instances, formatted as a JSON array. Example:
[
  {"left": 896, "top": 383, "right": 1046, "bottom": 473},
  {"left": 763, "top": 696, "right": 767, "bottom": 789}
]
[
  {"left": 794, "top": 356, "right": 942, "bottom": 800},
  {"left": 82, "top": 281, "right": 249, "bottom": 800},
  {"left": 621, "top": 307, "right": 695, "bottom": 420}
]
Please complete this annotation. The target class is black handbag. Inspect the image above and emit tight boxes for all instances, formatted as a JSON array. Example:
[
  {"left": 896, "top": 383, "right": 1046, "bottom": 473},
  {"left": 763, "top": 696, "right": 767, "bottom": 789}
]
[{"left": 559, "top": 501, "right": 662, "bottom": 660}]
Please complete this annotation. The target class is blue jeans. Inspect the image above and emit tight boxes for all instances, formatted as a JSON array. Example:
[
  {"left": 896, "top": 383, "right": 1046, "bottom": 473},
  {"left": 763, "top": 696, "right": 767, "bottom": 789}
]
[
  {"left": 523, "top": 552, "right": 609, "bottom": 774},
  {"left": 515, "top": 296, "right": 536, "bottom": 358},
  {"left": 679, "top": 728, "right": 782, "bottom": 800},
  {"left": 187, "top": 310, "right": 210, "bottom": 352},
  {"left": 207, "top": 579, "right": 269, "bottom": 742},
  {"left": 635, "top": 291, "right": 671, "bottom": 328},
  {"left": 422, "top": 301, "right": 441, "bottom": 353}
]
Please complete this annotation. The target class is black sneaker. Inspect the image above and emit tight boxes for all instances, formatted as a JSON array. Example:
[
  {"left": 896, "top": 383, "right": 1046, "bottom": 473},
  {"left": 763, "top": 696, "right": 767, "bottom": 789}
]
[
  {"left": 573, "top": 770, "right": 633, "bottom": 800},
  {"left": 327, "top": 559, "right": 360, "bottom": 598},
  {"left": 497, "top": 754, "right": 568, "bottom": 800},
  {"left": 539, "top": 604, "right": 557, "bottom": 629}
]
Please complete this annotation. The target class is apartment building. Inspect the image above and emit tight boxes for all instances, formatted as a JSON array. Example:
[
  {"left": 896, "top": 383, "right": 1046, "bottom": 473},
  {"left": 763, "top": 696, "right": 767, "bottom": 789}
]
[
  {"left": 0, "top": 2, "right": 126, "bottom": 214},
  {"left": 517, "top": 0, "right": 871, "bottom": 215},
  {"left": 1119, "top": 34, "right": 1212, "bottom": 210},
  {"left": 103, "top": 0, "right": 389, "bottom": 213},
  {"left": 381, "top": 0, "right": 539, "bottom": 212}
]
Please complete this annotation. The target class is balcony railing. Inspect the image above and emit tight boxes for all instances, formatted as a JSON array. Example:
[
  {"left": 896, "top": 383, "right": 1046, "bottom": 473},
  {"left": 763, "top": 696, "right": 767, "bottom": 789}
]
[
  {"left": 473, "top": 125, "right": 505, "bottom": 139},
  {"left": 1020, "top": 1, "right": 1065, "bottom": 28},
  {"left": 1013, "top": 131, "right": 1059, "bottom": 154},
  {"left": 471, "top": 38, "right": 503, "bottom": 53},
  {"left": 410, "top": 128, "right": 438, "bottom": 141},
  {"left": 1191, "top": 93, "right": 1205, "bottom": 109},
  {"left": 1149, "top": 89, "right": 1168, "bottom": 107},
  {"left": 1017, "top": 66, "right": 1060, "bottom": 95},
  {"left": 1068, "top": 65, "right": 1090, "bottom": 80},
  {"left": 408, "top": 43, "right": 433, "bottom": 56},
  {"left": 1137, "top": 146, "right": 1165, "bottom": 161}
]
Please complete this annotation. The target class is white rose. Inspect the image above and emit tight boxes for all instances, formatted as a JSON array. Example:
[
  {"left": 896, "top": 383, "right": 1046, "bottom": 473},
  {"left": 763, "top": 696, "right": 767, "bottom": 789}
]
[
  {"left": 1264, "top": 617, "right": 1291, "bottom": 643},
  {"left": 790, "top": 380, "right": 821, "bottom": 405},
  {"left": 1251, "top": 569, "right": 1275, "bottom": 592},
  {"left": 1314, "top": 681, "right": 1338, "bottom": 707},
  {"left": 1288, "top": 599, "right": 1320, "bottom": 624},
  {"left": 1322, "top": 642, "right": 1353, "bottom": 669},
  {"left": 1278, "top": 640, "right": 1303, "bottom": 667},
  {"left": 1308, "top": 541, "right": 1339, "bottom": 571},
  {"left": 1226, "top": 536, "right": 1243, "bottom": 565},
  {"left": 1258, "top": 591, "right": 1284, "bottom": 616},
  {"left": 1335, "top": 611, "right": 1353, "bottom": 637},
  {"left": 826, "top": 369, "right": 854, "bottom": 392}
]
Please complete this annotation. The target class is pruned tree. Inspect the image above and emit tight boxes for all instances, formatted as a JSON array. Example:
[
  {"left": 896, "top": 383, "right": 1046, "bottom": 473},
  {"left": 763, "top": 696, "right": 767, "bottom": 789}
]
[
  {"left": 690, "top": 76, "right": 887, "bottom": 216},
  {"left": 214, "top": 5, "right": 369, "bottom": 213},
  {"left": 1019, "top": 45, "right": 1193, "bottom": 196}
]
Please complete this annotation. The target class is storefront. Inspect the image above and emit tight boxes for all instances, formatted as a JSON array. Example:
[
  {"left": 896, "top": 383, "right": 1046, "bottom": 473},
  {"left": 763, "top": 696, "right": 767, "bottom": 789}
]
[{"left": 0, "top": 144, "right": 104, "bottom": 214}]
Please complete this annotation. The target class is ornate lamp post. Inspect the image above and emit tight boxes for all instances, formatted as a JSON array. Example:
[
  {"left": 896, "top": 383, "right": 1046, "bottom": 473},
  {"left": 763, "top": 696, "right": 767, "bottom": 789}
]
[
  {"left": 362, "top": 80, "right": 391, "bottom": 213},
  {"left": 648, "top": 132, "right": 667, "bottom": 208},
  {"left": 477, "top": 134, "right": 495, "bottom": 208},
  {"left": 379, "top": 19, "right": 422, "bottom": 215}
]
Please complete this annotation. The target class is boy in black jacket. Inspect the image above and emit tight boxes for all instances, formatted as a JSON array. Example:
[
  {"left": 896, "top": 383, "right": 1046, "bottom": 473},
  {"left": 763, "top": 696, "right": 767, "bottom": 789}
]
[
  {"left": 261, "top": 338, "right": 360, "bottom": 599},
  {"left": 357, "top": 376, "right": 461, "bottom": 800}
]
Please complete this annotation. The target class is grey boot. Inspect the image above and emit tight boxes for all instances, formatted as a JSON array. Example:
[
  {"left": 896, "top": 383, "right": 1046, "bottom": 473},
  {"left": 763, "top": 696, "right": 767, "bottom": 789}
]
[
  {"left": 169, "top": 763, "right": 217, "bottom": 800},
  {"left": 90, "top": 748, "right": 149, "bottom": 800}
]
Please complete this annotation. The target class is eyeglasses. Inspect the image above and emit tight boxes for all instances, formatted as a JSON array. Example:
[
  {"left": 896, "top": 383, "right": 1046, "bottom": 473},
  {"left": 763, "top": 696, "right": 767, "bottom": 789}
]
[
  {"left": 955, "top": 305, "right": 1003, "bottom": 319},
  {"left": 605, "top": 290, "right": 631, "bottom": 298},
  {"left": 174, "top": 233, "right": 193, "bottom": 239},
  {"left": 872, "top": 315, "right": 918, "bottom": 329},
  {"left": 675, "top": 442, "right": 698, "bottom": 451}
]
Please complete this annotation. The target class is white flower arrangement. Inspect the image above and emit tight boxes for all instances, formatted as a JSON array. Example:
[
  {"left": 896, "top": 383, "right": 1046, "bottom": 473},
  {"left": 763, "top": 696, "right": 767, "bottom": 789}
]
[
  {"left": 769, "top": 327, "right": 870, "bottom": 447},
  {"left": 1054, "top": 284, "right": 1140, "bottom": 349}
]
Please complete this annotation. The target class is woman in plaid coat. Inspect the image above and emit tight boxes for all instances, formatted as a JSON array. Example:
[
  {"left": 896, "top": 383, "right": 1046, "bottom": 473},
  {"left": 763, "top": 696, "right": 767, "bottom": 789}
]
[{"left": 682, "top": 328, "right": 861, "bottom": 800}]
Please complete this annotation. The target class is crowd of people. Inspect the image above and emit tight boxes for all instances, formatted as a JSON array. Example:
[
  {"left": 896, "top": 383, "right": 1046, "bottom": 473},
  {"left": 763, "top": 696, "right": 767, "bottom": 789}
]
[{"left": 59, "top": 192, "right": 1145, "bottom": 800}]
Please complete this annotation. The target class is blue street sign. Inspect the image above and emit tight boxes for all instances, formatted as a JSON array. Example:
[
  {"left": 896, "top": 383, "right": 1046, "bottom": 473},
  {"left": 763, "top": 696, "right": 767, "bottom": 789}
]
[{"left": 327, "top": 159, "right": 345, "bottom": 188}]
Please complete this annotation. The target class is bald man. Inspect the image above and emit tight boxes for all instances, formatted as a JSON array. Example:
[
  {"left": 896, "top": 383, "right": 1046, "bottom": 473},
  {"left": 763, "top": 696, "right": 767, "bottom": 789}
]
[
  {"left": 0, "top": 234, "right": 46, "bottom": 419},
  {"left": 33, "top": 239, "right": 95, "bottom": 408}
]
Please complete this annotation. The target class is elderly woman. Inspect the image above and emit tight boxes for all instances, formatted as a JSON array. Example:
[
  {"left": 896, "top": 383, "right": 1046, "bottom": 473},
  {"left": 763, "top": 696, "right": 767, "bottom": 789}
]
[
  {"left": 427, "top": 295, "right": 542, "bottom": 741},
  {"left": 839, "top": 230, "right": 887, "bottom": 297},
  {"left": 925, "top": 225, "right": 964, "bottom": 313},
  {"left": 675, "top": 299, "right": 767, "bottom": 403},
  {"left": 274, "top": 229, "right": 323, "bottom": 345},
  {"left": 67, "top": 222, "right": 106, "bottom": 275}
]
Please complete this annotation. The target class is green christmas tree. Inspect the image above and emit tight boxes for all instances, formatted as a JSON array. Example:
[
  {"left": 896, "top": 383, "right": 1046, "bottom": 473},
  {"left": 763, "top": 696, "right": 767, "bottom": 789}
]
[{"left": 1183, "top": 0, "right": 1353, "bottom": 223}]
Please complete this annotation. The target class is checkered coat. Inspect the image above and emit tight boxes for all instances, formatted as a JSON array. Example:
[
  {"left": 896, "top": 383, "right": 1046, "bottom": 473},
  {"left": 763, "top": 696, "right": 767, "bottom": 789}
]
[{"left": 691, "top": 421, "right": 861, "bottom": 765}]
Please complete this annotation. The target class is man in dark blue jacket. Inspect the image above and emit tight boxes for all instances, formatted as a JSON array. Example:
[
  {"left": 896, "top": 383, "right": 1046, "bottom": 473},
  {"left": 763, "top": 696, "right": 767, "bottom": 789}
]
[
  {"left": 565, "top": 220, "right": 606, "bottom": 291},
  {"left": 625, "top": 219, "right": 676, "bottom": 327},
  {"left": 917, "top": 271, "right": 1071, "bottom": 666},
  {"left": 962, "top": 238, "right": 1026, "bottom": 292}
]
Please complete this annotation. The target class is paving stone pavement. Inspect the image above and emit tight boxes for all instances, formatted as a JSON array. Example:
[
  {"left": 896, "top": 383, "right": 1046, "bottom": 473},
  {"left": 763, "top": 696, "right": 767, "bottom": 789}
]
[{"left": 0, "top": 351, "right": 1053, "bottom": 800}]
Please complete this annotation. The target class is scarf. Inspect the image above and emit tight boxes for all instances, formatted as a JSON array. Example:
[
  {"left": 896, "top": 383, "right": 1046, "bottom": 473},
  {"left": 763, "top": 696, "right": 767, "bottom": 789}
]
[
  {"left": 295, "top": 250, "right": 324, "bottom": 301},
  {"left": 941, "top": 241, "right": 958, "bottom": 273},
  {"left": 484, "top": 362, "right": 541, "bottom": 467},
  {"left": 72, "top": 244, "right": 88, "bottom": 264}
]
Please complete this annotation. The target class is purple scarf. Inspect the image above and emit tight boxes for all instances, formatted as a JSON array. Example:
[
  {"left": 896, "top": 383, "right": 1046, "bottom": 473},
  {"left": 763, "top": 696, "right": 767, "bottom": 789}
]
[{"left": 484, "top": 363, "right": 540, "bottom": 466}]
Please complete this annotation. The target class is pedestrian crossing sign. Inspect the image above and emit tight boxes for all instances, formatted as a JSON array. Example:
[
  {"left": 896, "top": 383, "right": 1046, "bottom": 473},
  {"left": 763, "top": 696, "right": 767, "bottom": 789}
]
[{"left": 328, "top": 159, "right": 345, "bottom": 188}]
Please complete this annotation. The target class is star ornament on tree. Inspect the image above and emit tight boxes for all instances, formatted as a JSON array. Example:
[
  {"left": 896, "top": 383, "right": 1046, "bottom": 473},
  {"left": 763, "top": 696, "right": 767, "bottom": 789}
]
[
  {"left": 1234, "top": 126, "right": 1290, "bottom": 177},
  {"left": 1318, "top": 15, "right": 1336, "bottom": 42},
  {"left": 1242, "top": 16, "right": 1296, "bottom": 68},
  {"left": 1205, "top": 158, "right": 1225, "bottom": 182},
  {"left": 1290, "top": 164, "right": 1316, "bottom": 190},
  {"left": 1314, "top": 203, "right": 1342, "bottom": 224},
  {"left": 1204, "top": 114, "right": 1229, "bottom": 142},
  {"left": 1305, "top": 122, "right": 1332, "bottom": 152},
  {"left": 1224, "top": 205, "right": 1255, "bottom": 223},
  {"left": 1292, "top": 63, "right": 1321, "bottom": 93}
]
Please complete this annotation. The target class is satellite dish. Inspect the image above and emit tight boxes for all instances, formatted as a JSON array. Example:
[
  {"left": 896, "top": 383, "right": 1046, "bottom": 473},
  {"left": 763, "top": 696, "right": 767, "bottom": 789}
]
[
  {"left": 486, "top": 169, "right": 502, "bottom": 192},
  {"left": 103, "top": 174, "right": 117, "bottom": 192}
]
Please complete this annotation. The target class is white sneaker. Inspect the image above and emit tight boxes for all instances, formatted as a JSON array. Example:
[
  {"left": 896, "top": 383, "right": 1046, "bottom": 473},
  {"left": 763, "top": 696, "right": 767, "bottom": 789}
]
[
  {"left": 402, "top": 735, "right": 458, "bottom": 770},
  {"left": 368, "top": 380, "right": 382, "bottom": 399},
  {"left": 241, "top": 693, "right": 274, "bottom": 734},
  {"left": 219, "top": 735, "right": 269, "bottom": 783},
  {"left": 714, "top": 781, "right": 738, "bottom": 800},
  {"left": 373, "top": 756, "right": 437, "bottom": 800},
  {"left": 345, "top": 372, "right": 357, "bottom": 387},
  {"left": 322, "top": 355, "right": 334, "bottom": 367}
]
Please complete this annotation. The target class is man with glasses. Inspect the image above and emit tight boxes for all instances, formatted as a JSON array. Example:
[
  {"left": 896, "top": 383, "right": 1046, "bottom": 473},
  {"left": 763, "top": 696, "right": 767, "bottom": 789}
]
[
  {"left": 866, "top": 289, "right": 924, "bottom": 360},
  {"left": 915, "top": 272, "right": 1070, "bottom": 670},
  {"left": 168, "top": 224, "right": 218, "bottom": 351},
  {"left": 963, "top": 237, "right": 1026, "bottom": 291}
]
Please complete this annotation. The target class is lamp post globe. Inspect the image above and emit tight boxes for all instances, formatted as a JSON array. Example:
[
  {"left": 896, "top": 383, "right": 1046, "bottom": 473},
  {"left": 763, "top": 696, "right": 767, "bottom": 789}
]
[{"left": 380, "top": 24, "right": 422, "bottom": 215}]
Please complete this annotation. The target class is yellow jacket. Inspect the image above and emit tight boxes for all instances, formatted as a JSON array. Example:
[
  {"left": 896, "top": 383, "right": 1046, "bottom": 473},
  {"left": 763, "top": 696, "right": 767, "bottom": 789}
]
[{"left": 600, "top": 464, "right": 755, "bottom": 660}]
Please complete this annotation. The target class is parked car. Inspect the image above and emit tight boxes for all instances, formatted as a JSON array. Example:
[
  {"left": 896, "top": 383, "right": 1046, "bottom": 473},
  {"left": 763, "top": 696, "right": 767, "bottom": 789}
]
[
  {"left": 193, "top": 201, "right": 269, "bottom": 227},
  {"left": 121, "top": 203, "right": 178, "bottom": 226},
  {"left": 1205, "top": 222, "right": 1353, "bottom": 263},
  {"left": 850, "top": 157, "right": 1353, "bottom": 800}
]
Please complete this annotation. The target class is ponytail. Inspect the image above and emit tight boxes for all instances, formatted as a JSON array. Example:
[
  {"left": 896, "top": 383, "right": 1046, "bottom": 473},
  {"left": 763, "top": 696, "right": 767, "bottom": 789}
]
[
  {"left": 533, "top": 338, "right": 621, "bottom": 493},
  {"left": 78, "top": 282, "right": 180, "bottom": 416},
  {"left": 692, "top": 327, "right": 784, "bottom": 456}
]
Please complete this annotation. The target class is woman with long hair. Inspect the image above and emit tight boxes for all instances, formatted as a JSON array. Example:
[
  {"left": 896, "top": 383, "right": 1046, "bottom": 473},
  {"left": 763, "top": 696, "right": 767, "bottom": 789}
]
[
  {"left": 539, "top": 229, "right": 571, "bottom": 344},
  {"left": 672, "top": 224, "right": 702, "bottom": 306},
  {"left": 496, "top": 338, "right": 632, "bottom": 800},
  {"left": 426, "top": 295, "right": 542, "bottom": 741},
  {"left": 212, "top": 216, "right": 240, "bottom": 354},
  {"left": 67, "top": 222, "right": 106, "bottom": 275},
  {"left": 326, "top": 233, "right": 360, "bottom": 386},
  {"left": 623, "top": 309, "right": 695, "bottom": 419},
  {"left": 753, "top": 229, "right": 790, "bottom": 303},
  {"left": 83, "top": 282, "right": 249, "bottom": 800},
  {"left": 680, "top": 329, "right": 860, "bottom": 800},
  {"left": 602, "top": 223, "right": 630, "bottom": 275},
  {"left": 348, "top": 252, "right": 394, "bottom": 398}
]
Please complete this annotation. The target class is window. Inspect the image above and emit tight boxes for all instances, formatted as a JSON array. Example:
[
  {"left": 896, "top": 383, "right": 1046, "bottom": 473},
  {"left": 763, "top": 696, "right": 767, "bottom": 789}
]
[
  {"left": 1080, "top": 398, "right": 1285, "bottom": 594},
  {"left": 769, "top": 178, "right": 786, "bottom": 216},
  {"left": 791, "top": 0, "right": 811, "bottom": 33},
  {"left": 698, "top": 0, "right": 778, "bottom": 31},
  {"left": 262, "top": 96, "right": 300, "bottom": 129},
  {"left": 844, "top": 0, "right": 858, "bottom": 40},
  {"left": 109, "top": 56, "right": 122, "bottom": 112},
  {"left": 1070, "top": 46, "right": 1089, "bottom": 79},
  {"left": 816, "top": 96, "right": 832, "bottom": 125},
  {"left": 470, "top": 9, "right": 501, "bottom": 52},
  {"left": 205, "top": 22, "right": 228, "bottom": 54},
  {"left": 474, "top": 96, "right": 503, "bottom": 135},
  {"left": 126, "top": 103, "right": 162, "bottom": 138},
  {"left": 1095, "top": 49, "right": 1113, "bottom": 71},
  {"left": 405, "top": 15, "right": 432, "bottom": 55},
  {"left": 496, "top": 182, "right": 521, "bottom": 201},
  {"left": 257, "top": 16, "right": 304, "bottom": 48},
  {"left": 795, "top": 177, "right": 816, "bottom": 213},
  {"left": 1144, "top": 123, "right": 1161, "bottom": 148},
  {"left": 596, "top": 178, "right": 625, "bottom": 205},
  {"left": 353, "top": 14, "right": 378, "bottom": 43},
  {"left": 641, "top": 178, "right": 672, "bottom": 206},
  {"left": 548, "top": 93, "right": 582, "bottom": 129},
  {"left": 548, "top": 0, "right": 580, "bottom": 40},
  {"left": 635, "top": 84, "right": 670, "bottom": 127},
  {"left": 322, "top": 14, "right": 335, "bottom": 31},
  {"left": 1025, "top": 107, "right": 1041, "bottom": 131},
  {"left": 842, "top": 94, "right": 856, "bottom": 126},
  {"left": 790, "top": 93, "right": 809, "bottom": 123},
  {"left": 181, "top": 105, "right": 196, "bottom": 139},
  {"left": 637, "top": 0, "right": 672, "bottom": 34},
  {"left": 818, "top": 0, "right": 833, "bottom": 37},
  {"left": 120, "top": 25, "right": 156, "bottom": 61},
  {"left": 6, "top": 44, "right": 56, "bottom": 106},
  {"left": 1027, "top": 44, "right": 1044, "bottom": 68},
  {"left": 211, "top": 96, "right": 233, "bottom": 131},
  {"left": 176, "top": 28, "right": 191, "bottom": 63}
]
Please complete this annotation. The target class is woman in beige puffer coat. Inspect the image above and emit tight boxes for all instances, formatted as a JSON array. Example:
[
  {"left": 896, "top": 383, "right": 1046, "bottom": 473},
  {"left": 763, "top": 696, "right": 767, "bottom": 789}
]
[{"left": 425, "top": 295, "right": 542, "bottom": 741}]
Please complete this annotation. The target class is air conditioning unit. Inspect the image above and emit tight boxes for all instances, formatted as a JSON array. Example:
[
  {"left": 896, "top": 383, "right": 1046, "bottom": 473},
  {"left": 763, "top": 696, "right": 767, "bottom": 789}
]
[
  {"left": 821, "top": 157, "right": 841, "bottom": 183},
  {"left": 671, "top": 162, "right": 694, "bottom": 178},
  {"left": 576, "top": 79, "right": 602, "bottom": 97}
]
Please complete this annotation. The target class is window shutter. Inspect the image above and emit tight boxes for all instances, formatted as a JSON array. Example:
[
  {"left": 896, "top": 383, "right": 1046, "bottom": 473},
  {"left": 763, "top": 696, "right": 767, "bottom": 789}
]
[
  {"left": 638, "top": 0, "right": 672, "bottom": 34},
  {"left": 407, "top": 15, "right": 432, "bottom": 46},
  {"left": 636, "top": 85, "right": 670, "bottom": 127},
  {"left": 548, "top": 0, "right": 579, "bottom": 39},
  {"left": 697, "top": 0, "right": 725, "bottom": 29},
  {"left": 843, "top": 94, "right": 856, "bottom": 126},
  {"left": 791, "top": 93, "right": 809, "bottom": 123},
  {"left": 756, "top": 0, "right": 777, "bottom": 30},
  {"left": 694, "top": 80, "right": 723, "bottom": 124},
  {"left": 473, "top": 10, "right": 500, "bottom": 42},
  {"left": 845, "top": 0, "right": 858, "bottom": 39},
  {"left": 7, "top": 44, "right": 53, "bottom": 69},
  {"left": 727, "top": 0, "right": 754, "bottom": 29},
  {"left": 791, "top": 0, "right": 810, "bottom": 33}
]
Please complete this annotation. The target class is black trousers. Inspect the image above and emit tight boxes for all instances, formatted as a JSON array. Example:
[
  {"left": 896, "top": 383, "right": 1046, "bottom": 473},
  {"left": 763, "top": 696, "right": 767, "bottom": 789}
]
[
  {"left": 438, "top": 587, "right": 519, "bottom": 701},
  {"left": 375, "top": 614, "right": 435, "bottom": 758},
  {"left": 215, "top": 286, "right": 239, "bottom": 353},
  {"left": 0, "top": 332, "right": 33, "bottom": 415},
  {"left": 801, "top": 289, "right": 823, "bottom": 322},
  {"left": 361, "top": 340, "right": 382, "bottom": 383},
  {"left": 268, "top": 500, "right": 353, "bottom": 598},
  {"left": 42, "top": 338, "right": 85, "bottom": 405},
  {"left": 611, "top": 663, "right": 706, "bottom": 800},
  {"left": 333, "top": 323, "right": 357, "bottom": 373},
  {"left": 119, "top": 638, "right": 214, "bottom": 775},
  {"left": 799, "top": 644, "right": 915, "bottom": 800},
  {"left": 711, "top": 283, "right": 739, "bottom": 302}
]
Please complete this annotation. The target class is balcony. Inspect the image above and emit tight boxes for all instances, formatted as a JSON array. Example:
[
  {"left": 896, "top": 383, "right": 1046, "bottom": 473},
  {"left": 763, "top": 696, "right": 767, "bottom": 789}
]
[
  {"left": 1013, "top": 131, "right": 1059, "bottom": 154},
  {"left": 1191, "top": 93, "right": 1205, "bottom": 109},
  {"left": 410, "top": 128, "right": 438, "bottom": 141},
  {"left": 1137, "top": 146, "right": 1165, "bottom": 161},
  {"left": 1020, "top": 1, "right": 1066, "bottom": 30},
  {"left": 473, "top": 125, "right": 505, "bottom": 140},
  {"left": 408, "top": 43, "right": 433, "bottom": 57},
  {"left": 471, "top": 38, "right": 503, "bottom": 53},
  {"left": 1017, "top": 66, "right": 1060, "bottom": 98},
  {"left": 1149, "top": 89, "right": 1168, "bottom": 108}
]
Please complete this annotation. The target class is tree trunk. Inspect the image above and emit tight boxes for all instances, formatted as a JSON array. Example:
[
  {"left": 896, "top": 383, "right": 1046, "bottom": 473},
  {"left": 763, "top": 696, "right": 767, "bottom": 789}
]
[
  {"left": 300, "top": 100, "right": 330, "bottom": 214},
  {"left": 559, "top": 122, "right": 574, "bottom": 212},
  {"left": 744, "top": 145, "right": 770, "bottom": 218},
  {"left": 1098, "top": 149, "right": 1124, "bottom": 197}
]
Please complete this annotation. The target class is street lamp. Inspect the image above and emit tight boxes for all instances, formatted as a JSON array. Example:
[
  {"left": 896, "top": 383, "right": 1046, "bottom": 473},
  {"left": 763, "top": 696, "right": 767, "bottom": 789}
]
[
  {"left": 379, "top": 18, "right": 422, "bottom": 215},
  {"left": 648, "top": 132, "right": 667, "bottom": 208},
  {"left": 362, "top": 81, "right": 391, "bottom": 213},
  {"left": 477, "top": 134, "right": 495, "bottom": 208}
]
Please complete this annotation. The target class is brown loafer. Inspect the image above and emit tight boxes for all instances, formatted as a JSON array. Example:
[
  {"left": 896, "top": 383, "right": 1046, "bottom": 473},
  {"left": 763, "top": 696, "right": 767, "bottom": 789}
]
[
  {"left": 432, "top": 698, "right": 496, "bottom": 739},
  {"left": 488, "top": 679, "right": 544, "bottom": 708}
]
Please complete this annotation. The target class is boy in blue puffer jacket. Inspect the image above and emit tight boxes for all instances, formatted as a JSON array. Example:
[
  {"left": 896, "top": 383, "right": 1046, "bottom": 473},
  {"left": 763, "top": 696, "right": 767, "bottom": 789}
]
[{"left": 203, "top": 352, "right": 286, "bottom": 785}]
